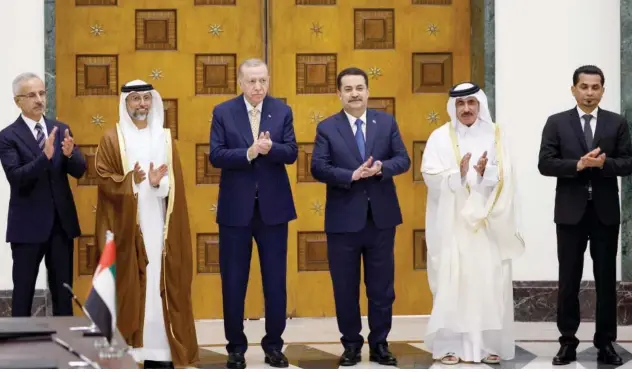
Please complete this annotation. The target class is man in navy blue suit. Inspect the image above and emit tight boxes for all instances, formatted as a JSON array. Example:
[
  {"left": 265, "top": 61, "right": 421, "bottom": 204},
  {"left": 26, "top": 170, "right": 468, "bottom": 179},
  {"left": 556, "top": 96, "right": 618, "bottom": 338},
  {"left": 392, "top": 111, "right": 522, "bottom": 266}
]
[
  {"left": 0, "top": 73, "right": 86, "bottom": 317},
  {"left": 209, "top": 58, "right": 297, "bottom": 369},
  {"left": 311, "top": 67, "right": 410, "bottom": 367}
]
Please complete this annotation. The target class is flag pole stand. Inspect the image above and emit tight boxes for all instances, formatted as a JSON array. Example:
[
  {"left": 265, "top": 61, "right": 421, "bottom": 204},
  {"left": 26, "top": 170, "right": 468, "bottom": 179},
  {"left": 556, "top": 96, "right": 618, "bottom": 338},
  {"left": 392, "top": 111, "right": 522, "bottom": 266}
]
[{"left": 96, "top": 338, "right": 129, "bottom": 360}]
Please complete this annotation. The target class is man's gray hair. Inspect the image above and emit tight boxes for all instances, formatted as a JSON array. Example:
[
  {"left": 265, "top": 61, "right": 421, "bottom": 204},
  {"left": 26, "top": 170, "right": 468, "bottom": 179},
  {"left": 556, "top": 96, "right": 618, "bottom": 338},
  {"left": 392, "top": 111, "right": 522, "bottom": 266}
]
[
  {"left": 238, "top": 58, "right": 267, "bottom": 79},
  {"left": 12, "top": 72, "right": 42, "bottom": 96}
]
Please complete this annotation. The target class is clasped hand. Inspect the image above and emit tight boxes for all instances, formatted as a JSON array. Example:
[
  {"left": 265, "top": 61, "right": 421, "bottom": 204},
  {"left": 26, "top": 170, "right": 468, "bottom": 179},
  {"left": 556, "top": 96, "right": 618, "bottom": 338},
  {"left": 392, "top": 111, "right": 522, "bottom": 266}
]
[
  {"left": 248, "top": 131, "right": 273, "bottom": 160},
  {"left": 352, "top": 156, "right": 382, "bottom": 181},
  {"left": 577, "top": 147, "right": 606, "bottom": 171},
  {"left": 133, "top": 161, "right": 168, "bottom": 186}
]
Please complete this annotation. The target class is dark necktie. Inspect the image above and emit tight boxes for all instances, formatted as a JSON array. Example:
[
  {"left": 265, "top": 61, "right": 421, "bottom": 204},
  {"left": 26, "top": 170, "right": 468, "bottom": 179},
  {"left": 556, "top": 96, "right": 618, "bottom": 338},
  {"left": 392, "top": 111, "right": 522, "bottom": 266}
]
[
  {"left": 582, "top": 114, "right": 593, "bottom": 149},
  {"left": 354, "top": 118, "right": 365, "bottom": 160},
  {"left": 35, "top": 123, "right": 45, "bottom": 150}
]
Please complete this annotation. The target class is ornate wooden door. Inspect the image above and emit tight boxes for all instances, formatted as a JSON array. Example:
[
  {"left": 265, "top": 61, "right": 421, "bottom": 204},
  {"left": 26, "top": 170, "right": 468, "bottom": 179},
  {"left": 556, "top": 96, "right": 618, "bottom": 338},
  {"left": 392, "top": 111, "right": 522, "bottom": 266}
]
[
  {"left": 56, "top": 0, "right": 265, "bottom": 319},
  {"left": 56, "top": 0, "right": 471, "bottom": 319},
  {"left": 270, "top": 0, "right": 472, "bottom": 316}
]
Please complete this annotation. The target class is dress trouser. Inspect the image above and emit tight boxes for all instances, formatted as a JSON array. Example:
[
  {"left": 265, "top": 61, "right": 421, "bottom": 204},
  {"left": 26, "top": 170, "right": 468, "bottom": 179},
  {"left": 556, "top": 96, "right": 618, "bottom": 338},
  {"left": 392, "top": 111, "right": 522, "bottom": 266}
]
[
  {"left": 12, "top": 216, "right": 73, "bottom": 317},
  {"left": 556, "top": 201, "right": 618, "bottom": 348}
]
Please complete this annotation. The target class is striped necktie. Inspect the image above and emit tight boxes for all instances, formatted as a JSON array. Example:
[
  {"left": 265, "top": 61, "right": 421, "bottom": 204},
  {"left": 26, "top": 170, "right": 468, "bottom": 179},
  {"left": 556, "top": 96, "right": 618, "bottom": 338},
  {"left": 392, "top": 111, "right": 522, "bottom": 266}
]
[{"left": 35, "top": 123, "right": 45, "bottom": 150}]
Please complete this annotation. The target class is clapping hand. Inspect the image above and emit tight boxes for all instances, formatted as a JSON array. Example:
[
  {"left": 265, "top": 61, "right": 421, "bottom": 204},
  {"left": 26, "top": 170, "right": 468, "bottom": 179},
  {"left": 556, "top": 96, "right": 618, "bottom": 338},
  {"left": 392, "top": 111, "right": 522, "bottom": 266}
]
[
  {"left": 248, "top": 131, "right": 273, "bottom": 159},
  {"left": 61, "top": 129, "right": 74, "bottom": 157},
  {"left": 460, "top": 152, "right": 472, "bottom": 178},
  {"left": 256, "top": 131, "right": 272, "bottom": 155},
  {"left": 473, "top": 151, "right": 488, "bottom": 176},
  {"left": 578, "top": 147, "right": 605, "bottom": 170},
  {"left": 148, "top": 162, "right": 168, "bottom": 187},
  {"left": 133, "top": 161, "right": 146, "bottom": 184},
  {"left": 43, "top": 127, "right": 58, "bottom": 160},
  {"left": 351, "top": 156, "right": 383, "bottom": 181}
]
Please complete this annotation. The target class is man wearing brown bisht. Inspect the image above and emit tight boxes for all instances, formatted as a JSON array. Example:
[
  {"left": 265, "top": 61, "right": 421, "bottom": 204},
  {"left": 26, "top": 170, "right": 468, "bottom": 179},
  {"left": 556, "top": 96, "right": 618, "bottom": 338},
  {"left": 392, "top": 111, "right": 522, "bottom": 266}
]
[{"left": 94, "top": 79, "right": 198, "bottom": 368}]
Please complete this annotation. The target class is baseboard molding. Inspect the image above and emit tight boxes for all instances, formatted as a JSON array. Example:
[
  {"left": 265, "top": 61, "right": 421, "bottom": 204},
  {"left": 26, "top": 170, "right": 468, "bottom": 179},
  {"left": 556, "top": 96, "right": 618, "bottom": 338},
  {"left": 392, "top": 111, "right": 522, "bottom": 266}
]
[
  {"left": 1, "top": 283, "right": 631, "bottom": 325},
  {"left": 513, "top": 281, "right": 632, "bottom": 325},
  {"left": 0, "top": 289, "right": 52, "bottom": 317}
]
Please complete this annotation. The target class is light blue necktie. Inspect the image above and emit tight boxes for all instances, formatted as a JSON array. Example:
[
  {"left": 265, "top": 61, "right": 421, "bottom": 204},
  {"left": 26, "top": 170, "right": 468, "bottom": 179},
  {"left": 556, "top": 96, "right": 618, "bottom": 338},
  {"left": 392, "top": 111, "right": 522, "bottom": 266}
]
[{"left": 354, "top": 118, "right": 365, "bottom": 160}]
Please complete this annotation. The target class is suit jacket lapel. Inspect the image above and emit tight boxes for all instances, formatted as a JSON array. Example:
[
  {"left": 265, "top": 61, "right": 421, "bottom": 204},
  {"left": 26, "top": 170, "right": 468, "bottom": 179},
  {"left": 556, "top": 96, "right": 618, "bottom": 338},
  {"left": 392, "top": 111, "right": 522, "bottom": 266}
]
[
  {"left": 259, "top": 97, "right": 272, "bottom": 135},
  {"left": 364, "top": 110, "right": 377, "bottom": 159},
  {"left": 231, "top": 95, "right": 255, "bottom": 145},
  {"left": 335, "top": 110, "right": 363, "bottom": 163},
  {"left": 568, "top": 109, "right": 589, "bottom": 153},
  {"left": 592, "top": 108, "right": 605, "bottom": 149},
  {"left": 14, "top": 116, "right": 42, "bottom": 157}
]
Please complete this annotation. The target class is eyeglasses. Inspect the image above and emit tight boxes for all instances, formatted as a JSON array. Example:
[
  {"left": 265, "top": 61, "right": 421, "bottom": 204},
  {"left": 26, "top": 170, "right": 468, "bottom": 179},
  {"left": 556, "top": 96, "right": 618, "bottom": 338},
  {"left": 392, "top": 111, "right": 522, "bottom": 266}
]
[{"left": 16, "top": 91, "right": 47, "bottom": 100}]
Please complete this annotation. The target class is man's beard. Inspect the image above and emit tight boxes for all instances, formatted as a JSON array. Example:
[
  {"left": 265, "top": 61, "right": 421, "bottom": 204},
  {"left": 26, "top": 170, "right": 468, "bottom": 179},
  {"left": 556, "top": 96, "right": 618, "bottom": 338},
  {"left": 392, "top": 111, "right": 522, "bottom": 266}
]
[{"left": 129, "top": 110, "right": 148, "bottom": 120}]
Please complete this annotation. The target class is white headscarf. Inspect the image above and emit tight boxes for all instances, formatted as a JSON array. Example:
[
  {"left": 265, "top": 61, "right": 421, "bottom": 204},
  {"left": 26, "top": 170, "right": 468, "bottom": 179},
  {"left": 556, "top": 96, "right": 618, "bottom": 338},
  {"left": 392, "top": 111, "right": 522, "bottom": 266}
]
[
  {"left": 446, "top": 82, "right": 494, "bottom": 129},
  {"left": 118, "top": 79, "right": 167, "bottom": 171}
]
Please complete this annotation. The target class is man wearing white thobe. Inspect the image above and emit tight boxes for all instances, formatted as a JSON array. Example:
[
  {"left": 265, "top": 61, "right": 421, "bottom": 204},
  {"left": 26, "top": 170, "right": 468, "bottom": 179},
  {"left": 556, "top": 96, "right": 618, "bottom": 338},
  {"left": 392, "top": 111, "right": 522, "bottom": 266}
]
[
  {"left": 421, "top": 82, "right": 525, "bottom": 365},
  {"left": 120, "top": 81, "right": 171, "bottom": 367},
  {"left": 95, "top": 80, "right": 198, "bottom": 368}
]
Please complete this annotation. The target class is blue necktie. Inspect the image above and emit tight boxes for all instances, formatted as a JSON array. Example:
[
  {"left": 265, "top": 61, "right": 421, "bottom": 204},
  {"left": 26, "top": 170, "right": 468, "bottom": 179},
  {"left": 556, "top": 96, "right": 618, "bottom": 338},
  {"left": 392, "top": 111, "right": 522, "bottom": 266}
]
[
  {"left": 35, "top": 123, "right": 45, "bottom": 150},
  {"left": 355, "top": 118, "right": 365, "bottom": 160}
]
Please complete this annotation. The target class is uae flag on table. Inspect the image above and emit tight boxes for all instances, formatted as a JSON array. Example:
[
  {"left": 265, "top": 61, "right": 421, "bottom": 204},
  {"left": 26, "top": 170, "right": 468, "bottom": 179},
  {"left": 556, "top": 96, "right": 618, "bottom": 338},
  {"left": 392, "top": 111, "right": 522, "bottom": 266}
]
[{"left": 85, "top": 230, "right": 117, "bottom": 343}]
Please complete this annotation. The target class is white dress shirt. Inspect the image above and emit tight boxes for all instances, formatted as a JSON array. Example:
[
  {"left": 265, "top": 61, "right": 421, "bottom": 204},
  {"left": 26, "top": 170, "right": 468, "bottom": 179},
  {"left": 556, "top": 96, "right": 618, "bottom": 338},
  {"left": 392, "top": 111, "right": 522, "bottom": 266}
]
[
  {"left": 21, "top": 114, "right": 48, "bottom": 140},
  {"left": 577, "top": 106, "right": 598, "bottom": 136},
  {"left": 344, "top": 110, "right": 367, "bottom": 138}
]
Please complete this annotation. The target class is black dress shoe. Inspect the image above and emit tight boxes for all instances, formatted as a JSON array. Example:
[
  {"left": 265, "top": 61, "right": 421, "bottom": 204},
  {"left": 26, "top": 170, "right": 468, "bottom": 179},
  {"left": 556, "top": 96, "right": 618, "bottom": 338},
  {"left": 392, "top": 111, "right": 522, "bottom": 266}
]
[
  {"left": 143, "top": 360, "right": 174, "bottom": 369},
  {"left": 370, "top": 344, "right": 397, "bottom": 366},
  {"left": 339, "top": 347, "right": 361, "bottom": 366},
  {"left": 552, "top": 345, "right": 576, "bottom": 366},
  {"left": 226, "top": 352, "right": 246, "bottom": 369},
  {"left": 264, "top": 350, "right": 289, "bottom": 368},
  {"left": 598, "top": 344, "right": 623, "bottom": 366}
]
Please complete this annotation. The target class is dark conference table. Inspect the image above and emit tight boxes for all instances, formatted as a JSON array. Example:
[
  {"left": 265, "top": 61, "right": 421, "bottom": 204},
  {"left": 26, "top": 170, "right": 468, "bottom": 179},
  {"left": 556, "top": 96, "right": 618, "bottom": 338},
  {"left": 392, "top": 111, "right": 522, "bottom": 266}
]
[{"left": 0, "top": 316, "right": 137, "bottom": 369}]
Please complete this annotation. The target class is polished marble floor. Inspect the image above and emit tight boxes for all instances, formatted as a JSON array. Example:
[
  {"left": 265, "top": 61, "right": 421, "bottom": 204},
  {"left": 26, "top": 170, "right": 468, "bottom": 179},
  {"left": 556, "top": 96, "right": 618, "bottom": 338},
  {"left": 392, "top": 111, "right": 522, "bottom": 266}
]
[{"left": 191, "top": 317, "right": 632, "bottom": 369}]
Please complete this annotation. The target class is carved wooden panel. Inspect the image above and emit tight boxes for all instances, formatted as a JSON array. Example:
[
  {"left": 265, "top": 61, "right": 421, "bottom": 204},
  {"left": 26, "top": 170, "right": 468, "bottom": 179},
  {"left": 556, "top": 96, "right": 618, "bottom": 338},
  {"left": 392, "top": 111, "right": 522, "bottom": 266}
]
[
  {"left": 76, "top": 55, "right": 118, "bottom": 96},
  {"left": 76, "top": 0, "right": 117, "bottom": 5},
  {"left": 136, "top": 10, "right": 177, "bottom": 50},
  {"left": 78, "top": 235, "right": 98, "bottom": 276},
  {"left": 195, "top": 0, "right": 236, "bottom": 4},
  {"left": 196, "top": 144, "right": 221, "bottom": 184},
  {"left": 368, "top": 97, "right": 395, "bottom": 117},
  {"left": 297, "top": 143, "right": 316, "bottom": 183},
  {"left": 296, "top": 54, "right": 337, "bottom": 94},
  {"left": 298, "top": 232, "right": 329, "bottom": 271},
  {"left": 162, "top": 99, "right": 178, "bottom": 141},
  {"left": 413, "top": 0, "right": 452, "bottom": 4},
  {"left": 296, "top": 0, "right": 336, "bottom": 4},
  {"left": 78, "top": 145, "right": 99, "bottom": 186},
  {"left": 412, "top": 53, "right": 453, "bottom": 93},
  {"left": 195, "top": 54, "right": 237, "bottom": 95},
  {"left": 354, "top": 9, "right": 394, "bottom": 49},
  {"left": 413, "top": 229, "right": 428, "bottom": 270},
  {"left": 412, "top": 141, "right": 427, "bottom": 182},
  {"left": 197, "top": 233, "right": 220, "bottom": 274}
]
